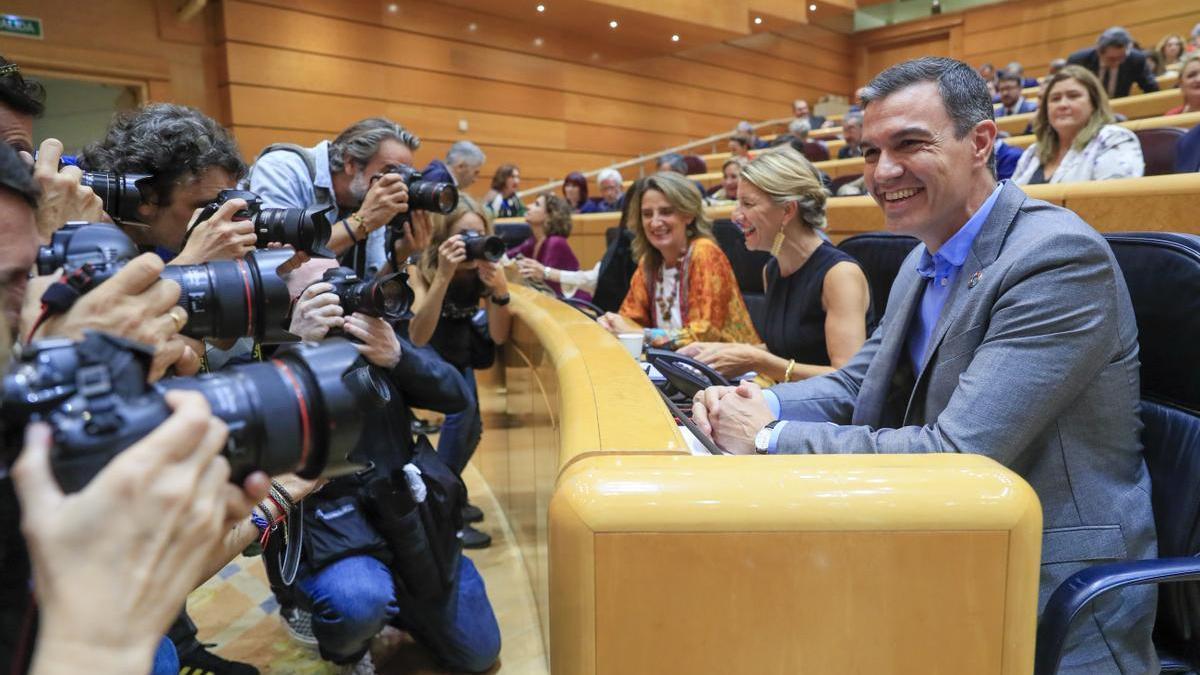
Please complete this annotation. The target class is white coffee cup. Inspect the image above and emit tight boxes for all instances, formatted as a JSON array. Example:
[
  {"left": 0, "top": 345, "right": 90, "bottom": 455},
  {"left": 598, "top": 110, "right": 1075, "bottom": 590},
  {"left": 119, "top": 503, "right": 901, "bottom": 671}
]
[{"left": 617, "top": 332, "right": 644, "bottom": 359}]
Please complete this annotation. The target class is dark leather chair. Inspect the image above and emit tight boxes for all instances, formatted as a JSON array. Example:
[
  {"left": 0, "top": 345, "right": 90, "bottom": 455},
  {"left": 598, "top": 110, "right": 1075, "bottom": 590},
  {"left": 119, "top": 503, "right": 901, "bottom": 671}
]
[
  {"left": 494, "top": 222, "right": 532, "bottom": 249},
  {"left": 1035, "top": 233, "right": 1200, "bottom": 675},
  {"left": 829, "top": 173, "right": 863, "bottom": 194},
  {"left": 711, "top": 219, "right": 772, "bottom": 336},
  {"left": 835, "top": 232, "right": 921, "bottom": 320},
  {"left": 683, "top": 155, "right": 708, "bottom": 175},
  {"left": 800, "top": 140, "right": 830, "bottom": 163},
  {"left": 1136, "top": 128, "right": 1186, "bottom": 176}
]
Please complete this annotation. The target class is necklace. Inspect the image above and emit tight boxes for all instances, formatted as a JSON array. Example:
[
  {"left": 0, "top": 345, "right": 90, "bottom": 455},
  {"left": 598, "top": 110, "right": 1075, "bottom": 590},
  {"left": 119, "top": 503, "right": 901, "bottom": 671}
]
[{"left": 655, "top": 250, "right": 686, "bottom": 325}]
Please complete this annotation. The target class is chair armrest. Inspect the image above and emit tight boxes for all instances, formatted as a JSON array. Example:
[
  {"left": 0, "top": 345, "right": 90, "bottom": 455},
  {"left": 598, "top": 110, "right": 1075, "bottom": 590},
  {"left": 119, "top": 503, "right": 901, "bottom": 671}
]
[{"left": 1034, "top": 556, "right": 1200, "bottom": 675}]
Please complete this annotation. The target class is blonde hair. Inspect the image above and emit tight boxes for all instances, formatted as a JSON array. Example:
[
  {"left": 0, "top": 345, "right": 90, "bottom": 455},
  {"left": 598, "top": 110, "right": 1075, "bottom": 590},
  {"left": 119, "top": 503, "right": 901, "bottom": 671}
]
[
  {"left": 738, "top": 145, "right": 828, "bottom": 231},
  {"left": 1033, "top": 65, "right": 1115, "bottom": 167},
  {"left": 1156, "top": 34, "right": 1186, "bottom": 73},
  {"left": 418, "top": 194, "right": 492, "bottom": 283},
  {"left": 631, "top": 172, "right": 712, "bottom": 273}
]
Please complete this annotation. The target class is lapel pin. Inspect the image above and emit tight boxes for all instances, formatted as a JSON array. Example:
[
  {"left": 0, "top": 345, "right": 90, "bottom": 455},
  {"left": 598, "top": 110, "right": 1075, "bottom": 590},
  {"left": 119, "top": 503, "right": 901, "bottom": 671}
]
[{"left": 967, "top": 270, "right": 982, "bottom": 288}]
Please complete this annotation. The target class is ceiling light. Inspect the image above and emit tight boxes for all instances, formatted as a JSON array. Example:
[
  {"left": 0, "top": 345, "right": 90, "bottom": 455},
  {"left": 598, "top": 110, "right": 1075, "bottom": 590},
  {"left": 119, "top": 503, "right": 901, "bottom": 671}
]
[
  {"left": 536, "top": 3, "right": 544, "bottom": 11},
  {"left": 533, "top": 37, "right": 544, "bottom": 47},
  {"left": 671, "top": 34, "right": 680, "bottom": 42},
  {"left": 386, "top": 3, "right": 398, "bottom": 12},
  {"left": 609, "top": 20, "right": 618, "bottom": 29},
  {"left": 754, "top": 16, "right": 763, "bottom": 25},
  {"left": 467, "top": 22, "right": 478, "bottom": 31},
  {"left": 809, "top": 3, "right": 816, "bottom": 10}
]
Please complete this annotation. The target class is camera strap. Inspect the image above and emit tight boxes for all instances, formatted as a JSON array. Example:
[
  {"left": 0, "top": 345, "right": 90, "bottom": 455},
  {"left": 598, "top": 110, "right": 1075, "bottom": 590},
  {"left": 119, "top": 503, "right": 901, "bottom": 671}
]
[
  {"left": 278, "top": 499, "right": 304, "bottom": 586},
  {"left": 27, "top": 267, "right": 96, "bottom": 341}
]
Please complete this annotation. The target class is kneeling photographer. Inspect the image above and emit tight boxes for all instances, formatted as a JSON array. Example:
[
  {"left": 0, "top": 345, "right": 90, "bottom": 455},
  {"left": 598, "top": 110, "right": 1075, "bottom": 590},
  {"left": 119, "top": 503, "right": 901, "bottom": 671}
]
[
  {"left": 272, "top": 257, "right": 501, "bottom": 673},
  {"left": 407, "top": 195, "right": 511, "bottom": 550}
]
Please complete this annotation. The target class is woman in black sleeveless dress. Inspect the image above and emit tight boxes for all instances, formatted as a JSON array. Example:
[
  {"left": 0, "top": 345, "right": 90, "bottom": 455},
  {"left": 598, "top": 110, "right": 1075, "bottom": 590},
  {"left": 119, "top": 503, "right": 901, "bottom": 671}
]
[{"left": 680, "top": 145, "right": 873, "bottom": 383}]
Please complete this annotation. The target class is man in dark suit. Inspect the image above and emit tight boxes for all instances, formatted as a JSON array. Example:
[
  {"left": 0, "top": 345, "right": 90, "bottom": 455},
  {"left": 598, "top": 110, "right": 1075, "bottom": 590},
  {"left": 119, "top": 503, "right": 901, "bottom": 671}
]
[
  {"left": 1068, "top": 26, "right": 1159, "bottom": 98},
  {"left": 1176, "top": 125, "right": 1200, "bottom": 173},
  {"left": 420, "top": 140, "right": 486, "bottom": 191},
  {"left": 994, "top": 72, "right": 1037, "bottom": 117},
  {"left": 837, "top": 111, "right": 863, "bottom": 159},
  {"left": 792, "top": 99, "right": 826, "bottom": 129}
]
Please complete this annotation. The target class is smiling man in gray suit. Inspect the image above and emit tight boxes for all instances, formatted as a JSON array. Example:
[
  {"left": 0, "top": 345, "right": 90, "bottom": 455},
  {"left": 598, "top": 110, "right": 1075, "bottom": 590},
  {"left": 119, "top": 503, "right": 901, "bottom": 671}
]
[{"left": 693, "top": 57, "right": 1156, "bottom": 674}]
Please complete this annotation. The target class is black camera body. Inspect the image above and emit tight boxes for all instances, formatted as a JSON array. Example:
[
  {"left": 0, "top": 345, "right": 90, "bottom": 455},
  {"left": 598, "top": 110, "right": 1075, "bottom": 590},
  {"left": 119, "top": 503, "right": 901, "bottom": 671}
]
[
  {"left": 193, "top": 189, "right": 334, "bottom": 258},
  {"left": 2, "top": 332, "right": 384, "bottom": 493},
  {"left": 322, "top": 267, "right": 413, "bottom": 321},
  {"left": 376, "top": 165, "right": 459, "bottom": 236},
  {"left": 460, "top": 231, "right": 505, "bottom": 263},
  {"left": 38, "top": 222, "right": 298, "bottom": 344}
]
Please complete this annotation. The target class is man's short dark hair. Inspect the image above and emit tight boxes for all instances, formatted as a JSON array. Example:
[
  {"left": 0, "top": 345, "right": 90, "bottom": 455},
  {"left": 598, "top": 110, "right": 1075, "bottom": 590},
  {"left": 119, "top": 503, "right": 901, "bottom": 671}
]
[
  {"left": 0, "top": 57, "right": 45, "bottom": 118},
  {"left": 328, "top": 117, "right": 420, "bottom": 174},
  {"left": 1098, "top": 27, "right": 1133, "bottom": 51},
  {"left": 80, "top": 103, "right": 246, "bottom": 206},
  {"left": 0, "top": 142, "right": 39, "bottom": 208},
  {"left": 861, "top": 56, "right": 997, "bottom": 175},
  {"left": 997, "top": 71, "right": 1024, "bottom": 87}
]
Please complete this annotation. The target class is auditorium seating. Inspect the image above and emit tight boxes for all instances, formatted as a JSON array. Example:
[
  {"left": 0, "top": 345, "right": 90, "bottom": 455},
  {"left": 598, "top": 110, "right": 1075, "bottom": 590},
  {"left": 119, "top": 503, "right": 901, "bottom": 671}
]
[
  {"left": 835, "top": 233, "right": 921, "bottom": 319},
  {"left": 1135, "top": 128, "right": 1188, "bottom": 176},
  {"left": 1034, "top": 233, "right": 1200, "bottom": 675},
  {"left": 710, "top": 219, "right": 771, "bottom": 335},
  {"left": 683, "top": 155, "right": 708, "bottom": 175}
]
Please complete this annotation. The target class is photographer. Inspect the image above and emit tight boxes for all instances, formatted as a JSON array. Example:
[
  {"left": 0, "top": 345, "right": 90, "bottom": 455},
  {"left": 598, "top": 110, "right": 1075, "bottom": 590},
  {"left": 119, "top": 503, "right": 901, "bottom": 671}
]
[
  {"left": 275, "top": 258, "right": 500, "bottom": 673},
  {"left": 408, "top": 196, "right": 512, "bottom": 549},
  {"left": 247, "top": 117, "right": 426, "bottom": 277}
]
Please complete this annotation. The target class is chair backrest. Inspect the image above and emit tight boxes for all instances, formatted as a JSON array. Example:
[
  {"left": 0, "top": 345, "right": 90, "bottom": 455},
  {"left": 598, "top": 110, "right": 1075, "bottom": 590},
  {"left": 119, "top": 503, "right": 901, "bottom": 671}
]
[
  {"left": 605, "top": 226, "right": 621, "bottom": 248},
  {"left": 683, "top": 155, "right": 708, "bottom": 175},
  {"left": 711, "top": 219, "right": 772, "bottom": 295},
  {"left": 835, "top": 232, "right": 921, "bottom": 318},
  {"left": 1135, "top": 127, "right": 1186, "bottom": 176},
  {"left": 494, "top": 222, "right": 533, "bottom": 249},
  {"left": 829, "top": 173, "right": 863, "bottom": 194},
  {"left": 1105, "top": 232, "right": 1200, "bottom": 662},
  {"left": 801, "top": 140, "right": 830, "bottom": 163}
]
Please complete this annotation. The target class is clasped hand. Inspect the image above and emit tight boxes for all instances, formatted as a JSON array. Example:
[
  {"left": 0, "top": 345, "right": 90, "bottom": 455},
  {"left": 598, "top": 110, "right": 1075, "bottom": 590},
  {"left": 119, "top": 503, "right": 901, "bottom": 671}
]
[{"left": 690, "top": 381, "right": 776, "bottom": 455}]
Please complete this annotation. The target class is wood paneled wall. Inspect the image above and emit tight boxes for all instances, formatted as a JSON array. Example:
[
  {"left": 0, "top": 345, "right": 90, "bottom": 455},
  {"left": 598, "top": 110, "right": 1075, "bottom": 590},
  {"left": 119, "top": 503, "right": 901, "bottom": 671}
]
[
  {"left": 854, "top": 0, "right": 1200, "bottom": 88},
  {"left": 0, "top": 0, "right": 221, "bottom": 118},
  {"left": 214, "top": 0, "right": 852, "bottom": 196}
]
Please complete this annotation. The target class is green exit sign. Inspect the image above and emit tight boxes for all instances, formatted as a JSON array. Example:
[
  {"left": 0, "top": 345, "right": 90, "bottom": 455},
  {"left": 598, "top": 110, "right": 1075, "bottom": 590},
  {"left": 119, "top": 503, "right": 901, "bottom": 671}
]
[{"left": 0, "top": 15, "right": 42, "bottom": 39}]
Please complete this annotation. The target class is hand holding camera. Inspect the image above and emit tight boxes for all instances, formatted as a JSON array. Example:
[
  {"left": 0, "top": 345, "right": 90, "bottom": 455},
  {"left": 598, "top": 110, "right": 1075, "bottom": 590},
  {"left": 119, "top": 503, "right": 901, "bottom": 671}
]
[
  {"left": 174, "top": 197, "right": 258, "bottom": 265},
  {"left": 32, "top": 139, "right": 104, "bottom": 242},
  {"left": 288, "top": 281, "right": 343, "bottom": 342},
  {"left": 13, "top": 392, "right": 267, "bottom": 675},
  {"left": 343, "top": 313, "right": 402, "bottom": 369},
  {"left": 358, "top": 170, "right": 410, "bottom": 232}
]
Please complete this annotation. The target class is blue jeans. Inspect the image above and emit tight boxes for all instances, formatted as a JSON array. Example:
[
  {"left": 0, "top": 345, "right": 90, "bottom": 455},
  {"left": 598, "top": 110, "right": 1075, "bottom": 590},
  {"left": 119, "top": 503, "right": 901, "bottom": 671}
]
[
  {"left": 149, "top": 636, "right": 178, "bottom": 675},
  {"left": 436, "top": 368, "right": 480, "bottom": 476},
  {"left": 296, "top": 553, "right": 500, "bottom": 671}
]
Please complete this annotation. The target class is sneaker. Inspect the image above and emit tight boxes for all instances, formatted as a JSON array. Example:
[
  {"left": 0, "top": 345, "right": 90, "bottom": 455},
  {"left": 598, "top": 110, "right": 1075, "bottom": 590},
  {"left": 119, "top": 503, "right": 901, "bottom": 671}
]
[
  {"left": 461, "top": 502, "right": 484, "bottom": 523},
  {"left": 281, "top": 606, "right": 320, "bottom": 652},
  {"left": 460, "top": 524, "right": 492, "bottom": 549},
  {"left": 176, "top": 642, "right": 259, "bottom": 675},
  {"left": 337, "top": 651, "right": 376, "bottom": 675}
]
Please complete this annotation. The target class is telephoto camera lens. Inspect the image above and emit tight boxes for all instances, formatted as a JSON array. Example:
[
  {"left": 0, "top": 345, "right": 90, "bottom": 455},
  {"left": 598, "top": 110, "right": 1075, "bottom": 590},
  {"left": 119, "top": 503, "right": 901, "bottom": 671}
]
[
  {"left": 193, "top": 189, "right": 334, "bottom": 258},
  {"left": 461, "top": 231, "right": 506, "bottom": 263},
  {"left": 406, "top": 178, "right": 458, "bottom": 215},
  {"left": 79, "top": 172, "right": 152, "bottom": 225},
  {"left": 321, "top": 267, "right": 413, "bottom": 321}
]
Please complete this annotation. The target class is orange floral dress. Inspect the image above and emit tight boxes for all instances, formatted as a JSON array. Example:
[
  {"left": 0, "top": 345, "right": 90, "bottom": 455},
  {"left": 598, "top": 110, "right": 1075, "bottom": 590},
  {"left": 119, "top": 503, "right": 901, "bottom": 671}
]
[{"left": 618, "top": 237, "right": 760, "bottom": 349}]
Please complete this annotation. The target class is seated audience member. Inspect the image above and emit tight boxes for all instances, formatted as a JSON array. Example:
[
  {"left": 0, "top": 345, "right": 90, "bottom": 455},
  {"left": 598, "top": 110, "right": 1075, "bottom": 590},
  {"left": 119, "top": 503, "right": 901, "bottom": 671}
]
[
  {"left": 977, "top": 62, "right": 996, "bottom": 84},
  {"left": 1004, "top": 61, "right": 1039, "bottom": 88},
  {"left": 736, "top": 120, "right": 770, "bottom": 149},
  {"left": 587, "top": 168, "right": 625, "bottom": 212},
  {"left": 483, "top": 163, "right": 524, "bottom": 217},
  {"left": 995, "top": 71, "right": 1037, "bottom": 117},
  {"left": 772, "top": 118, "right": 811, "bottom": 147},
  {"left": 1165, "top": 52, "right": 1200, "bottom": 115},
  {"left": 792, "top": 99, "right": 826, "bottom": 129},
  {"left": 408, "top": 196, "right": 512, "bottom": 549},
  {"left": 1154, "top": 34, "right": 1185, "bottom": 73},
  {"left": 518, "top": 180, "right": 645, "bottom": 307},
  {"left": 709, "top": 157, "right": 748, "bottom": 202},
  {"left": 1192, "top": 23, "right": 1200, "bottom": 52},
  {"left": 657, "top": 152, "right": 688, "bottom": 175},
  {"left": 1012, "top": 65, "right": 1144, "bottom": 184},
  {"left": 986, "top": 79, "right": 999, "bottom": 103},
  {"left": 729, "top": 134, "right": 753, "bottom": 160},
  {"left": 422, "top": 139, "right": 486, "bottom": 190},
  {"left": 510, "top": 193, "right": 585, "bottom": 298},
  {"left": 994, "top": 139, "right": 1024, "bottom": 181},
  {"left": 692, "top": 57, "right": 1157, "bottom": 675},
  {"left": 561, "top": 171, "right": 590, "bottom": 213},
  {"left": 1177, "top": 123, "right": 1200, "bottom": 172},
  {"left": 597, "top": 172, "right": 759, "bottom": 349},
  {"left": 1048, "top": 57, "right": 1068, "bottom": 75},
  {"left": 1068, "top": 26, "right": 1159, "bottom": 98},
  {"left": 838, "top": 111, "right": 864, "bottom": 158},
  {"left": 835, "top": 176, "right": 866, "bottom": 197},
  {"left": 680, "top": 146, "right": 871, "bottom": 381}
]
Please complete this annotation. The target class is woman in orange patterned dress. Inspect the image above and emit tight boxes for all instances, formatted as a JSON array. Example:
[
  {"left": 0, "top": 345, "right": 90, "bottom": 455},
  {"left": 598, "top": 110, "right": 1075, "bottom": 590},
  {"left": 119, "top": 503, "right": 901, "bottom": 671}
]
[{"left": 597, "top": 172, "right": 759, "bottom": 350}]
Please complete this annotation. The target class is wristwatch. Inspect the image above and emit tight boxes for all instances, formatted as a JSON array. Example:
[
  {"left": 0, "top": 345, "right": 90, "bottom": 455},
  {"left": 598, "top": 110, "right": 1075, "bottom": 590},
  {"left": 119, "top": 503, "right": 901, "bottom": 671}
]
[{"left": 754, "top": 420, "right": 782, "bottom": 455}]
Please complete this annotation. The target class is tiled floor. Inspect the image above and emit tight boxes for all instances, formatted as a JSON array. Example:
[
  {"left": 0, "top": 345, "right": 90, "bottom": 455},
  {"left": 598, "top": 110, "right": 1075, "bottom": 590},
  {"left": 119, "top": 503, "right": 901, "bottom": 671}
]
[{"left": 187, "top": 419, "right": 548, "bottom": 674}]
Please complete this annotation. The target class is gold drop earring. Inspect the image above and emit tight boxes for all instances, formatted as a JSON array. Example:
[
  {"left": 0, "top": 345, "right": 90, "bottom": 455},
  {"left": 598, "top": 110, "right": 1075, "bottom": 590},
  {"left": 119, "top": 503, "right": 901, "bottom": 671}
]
[{"left": 770, "top": 225, "right": 787, "bottom": 258}]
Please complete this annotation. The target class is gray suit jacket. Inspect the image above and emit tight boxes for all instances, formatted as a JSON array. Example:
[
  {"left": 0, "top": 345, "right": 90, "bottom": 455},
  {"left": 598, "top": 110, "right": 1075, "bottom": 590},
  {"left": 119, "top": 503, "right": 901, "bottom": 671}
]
[{"left": 771, "top": 182, "right": 1157, "bottom": 674}]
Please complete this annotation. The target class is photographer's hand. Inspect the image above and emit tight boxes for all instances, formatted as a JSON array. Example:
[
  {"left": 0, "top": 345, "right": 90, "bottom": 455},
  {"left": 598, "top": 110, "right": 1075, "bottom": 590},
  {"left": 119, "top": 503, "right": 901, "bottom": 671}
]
[
  {"left": 478, "top": 260, "right": 507, "bottom": 294},
  {"left": 344, "top": 312, "right": 401, "bottom": 368},
  {"left": 436, "top": 234, "right": 466, "bottom": 280},
  {"left": 14, "top": 392, "right": 268, "bottom": 675},
  {"left": 28, "top": 254, "right": 201, "bottom": 381},
  {"left": 288, "top": 282, "right": 343, "bottom": 342},
  {"left": 357, "top": 172, "right": 409, "bottom": 232},
  {"left": 172, "top": 199, "right": 257, "bottom": 265},
  {"left": 32, "top": 139, "right": 104, "bottom": 243},
  {"left": 393, "top": 209, "right": 432, "bottom": 263}
]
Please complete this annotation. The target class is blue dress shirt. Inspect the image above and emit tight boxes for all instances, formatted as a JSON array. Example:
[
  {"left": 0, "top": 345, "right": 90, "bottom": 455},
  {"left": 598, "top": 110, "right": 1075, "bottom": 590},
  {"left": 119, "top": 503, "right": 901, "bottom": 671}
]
[{"left": 760, "top": 183, "right": 1003, "bottom": 453}]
